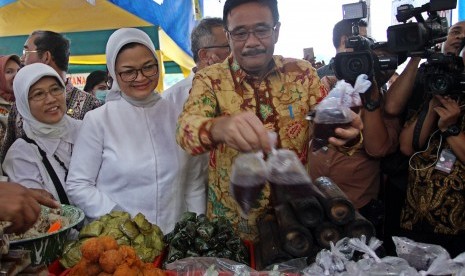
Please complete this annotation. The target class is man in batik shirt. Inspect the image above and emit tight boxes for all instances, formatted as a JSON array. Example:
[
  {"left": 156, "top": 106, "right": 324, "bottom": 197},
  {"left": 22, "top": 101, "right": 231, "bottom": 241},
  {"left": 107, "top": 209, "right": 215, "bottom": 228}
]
[{"left": 176, "top": 0, "right": 362, "bottom": 240}]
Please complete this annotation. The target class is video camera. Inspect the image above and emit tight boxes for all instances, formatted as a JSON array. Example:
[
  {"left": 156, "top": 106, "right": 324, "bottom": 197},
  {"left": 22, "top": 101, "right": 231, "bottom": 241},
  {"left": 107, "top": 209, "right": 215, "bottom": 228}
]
[
  {"left": 387, "top": 0, "right": 465, "bottom": 95},
  {"left": 333, "top": 1, "right": 398, "bottom": 85}
]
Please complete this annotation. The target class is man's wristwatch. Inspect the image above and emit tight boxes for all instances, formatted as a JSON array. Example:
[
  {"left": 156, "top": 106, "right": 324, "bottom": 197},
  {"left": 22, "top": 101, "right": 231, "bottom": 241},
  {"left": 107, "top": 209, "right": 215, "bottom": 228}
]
[
  {"left": 441, "top": 124, "right": 461, "bottom": 138},
  {"left": 364, "top": 100, "right": 381, "bottom": 112}
]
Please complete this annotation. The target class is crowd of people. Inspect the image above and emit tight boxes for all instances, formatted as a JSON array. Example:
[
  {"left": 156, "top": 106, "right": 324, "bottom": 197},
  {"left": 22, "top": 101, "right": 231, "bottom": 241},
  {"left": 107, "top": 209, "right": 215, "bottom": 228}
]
[{"left": 1, "top": 0, "right": 464, "bottom": 259}]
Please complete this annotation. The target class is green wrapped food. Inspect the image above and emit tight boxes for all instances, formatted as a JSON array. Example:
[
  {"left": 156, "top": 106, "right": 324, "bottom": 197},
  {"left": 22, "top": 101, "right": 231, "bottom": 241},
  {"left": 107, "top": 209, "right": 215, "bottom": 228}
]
[
  {"left": 226, "top": 237, "right": 241, "bottom": 252},
  {"left": 116, "top": 235, "right": 131, "bottom": 246},
  {"left": 135, "top": 246, "right": 155, "bottom": 262},
  {"left": 194, "top": 237, "right": 210, "bottom": 252},
  {"left": 196, "top": 214, "right": 208, "bottom": 224},
  {"left": 197, "top": 222, "right": 216, "bottom": 240},
  {"left": 98, "top": 214, "right": 112, "bottom": 223},
  {"left": 167, "top": 246, "right": 184, "bottom": 263},
  {"left": 146, "top": 230, "right": 164, "bottom": 252},
  {"left": 118, "top": 219, "right": 140, "bottom": 240},
  {"left": 132, "top": 233, "right": 145, "bottom": 246},
  {"left": 185, "top": 249, "right": 200, "bottom": 257},
  {"left": 109, "top": 210, "right": 131, "bottom": 220},
  {"left": 171, "top": 232, "right": 189, "bottom": 251},
  {"left": 151, "top": 224, "right": 163, "bottom": 237},
  {"left": 78, "top": 220, "right": 104, "bottom": 238},
  {"left": 180, "top": 212, "right": 197, "bottom": 223},
  {"left": 134, "top": 213, "right": 152, "bottom": 235},
  {"left": 217, "top": 249, "right": 233, "bottom": 259},
  {"left": 101, "top": 227, "right": 124, "bottom": 240},
  {"left": 59, "top": 241, "right": 82, "bottom": 268}
]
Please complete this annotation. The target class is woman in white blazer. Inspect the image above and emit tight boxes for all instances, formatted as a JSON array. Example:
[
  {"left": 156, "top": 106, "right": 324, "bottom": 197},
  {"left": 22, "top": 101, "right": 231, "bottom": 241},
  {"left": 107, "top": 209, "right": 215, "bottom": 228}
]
[{"left": 66, "top": 28, "right": 205, "bottom": 233}]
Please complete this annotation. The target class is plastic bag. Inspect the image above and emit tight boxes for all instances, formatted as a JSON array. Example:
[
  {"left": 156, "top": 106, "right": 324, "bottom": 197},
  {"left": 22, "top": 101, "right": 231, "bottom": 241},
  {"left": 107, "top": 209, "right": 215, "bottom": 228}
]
[
  {"left": 267, "top": 149, "right": 319, "bottom": 206},
  {"left": 230, "top": 152, "right": 267, "bottom": 217},
  {"left": 393, "top": 236, "right": 450, "bottom": 271},
  {"left": 165, "top": 257, "right": 256, "bottom": 275},
  {"left": 311, "top": 74, "right": 370, "bottom": 152},
  {"left": 312, "top": 98, "right": 353, "bottom": 152},
  {"left": 326, "top": 74, "right": 371, "bottom": 111}
]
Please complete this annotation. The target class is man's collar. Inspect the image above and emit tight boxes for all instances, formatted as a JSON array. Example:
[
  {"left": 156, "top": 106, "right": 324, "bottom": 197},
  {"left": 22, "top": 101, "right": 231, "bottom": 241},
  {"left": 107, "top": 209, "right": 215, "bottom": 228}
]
[{"left": 229, "top": 55, "right": 280, "bottom": 83}]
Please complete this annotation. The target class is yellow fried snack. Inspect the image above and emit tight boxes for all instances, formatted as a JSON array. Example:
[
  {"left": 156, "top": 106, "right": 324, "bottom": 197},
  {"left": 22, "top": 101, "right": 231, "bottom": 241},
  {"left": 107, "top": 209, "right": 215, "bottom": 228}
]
[{"left": 99, "top": 249, "right": 124, "bottom": 274}]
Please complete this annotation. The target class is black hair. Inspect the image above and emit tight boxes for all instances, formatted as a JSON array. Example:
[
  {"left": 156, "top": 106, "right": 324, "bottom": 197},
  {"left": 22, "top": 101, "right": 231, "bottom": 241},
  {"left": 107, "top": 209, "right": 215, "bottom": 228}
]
[
  {"left": 31, "top": 30, "right": 70, "bottom": 72},
  {"left": 83, "top": 70, "right": 108, "bottom": 93},
  {"left": 332, "top": 19, "right": 368, "bottom": 49},
  {"left": 223, "top": 0, "right": 279, "bottom": 29},
  {"left": 191, "top": 17, "right": 224, "bottom": 63}
]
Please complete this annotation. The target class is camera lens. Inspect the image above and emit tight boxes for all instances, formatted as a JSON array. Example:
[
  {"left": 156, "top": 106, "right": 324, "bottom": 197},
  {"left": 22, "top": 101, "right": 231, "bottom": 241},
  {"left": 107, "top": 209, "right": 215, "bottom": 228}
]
[
  {"left": 427, "top": 74, "right": 450, "bottom": 94},
  {"left": 348, "top": 58, "right": 363, "bottom": 72}
]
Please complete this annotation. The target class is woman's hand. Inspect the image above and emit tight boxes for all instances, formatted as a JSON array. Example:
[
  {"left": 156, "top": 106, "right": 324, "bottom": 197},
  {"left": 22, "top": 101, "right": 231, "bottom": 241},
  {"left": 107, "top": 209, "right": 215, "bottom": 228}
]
[{"left": 433, "top": 95, "right": 461, "bottom": 131}]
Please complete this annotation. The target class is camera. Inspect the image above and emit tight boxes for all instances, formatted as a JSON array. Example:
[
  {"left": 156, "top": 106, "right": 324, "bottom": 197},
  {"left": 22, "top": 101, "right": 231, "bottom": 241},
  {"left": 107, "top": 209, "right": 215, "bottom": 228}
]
[
  {"left": 333, "top": 1, "right": 398, "bottom": 85},
  {"left": 387, "top": 0, "right": 465, "bottom": 95},
  {"left": 387, "top": 0, "right": 455, "bottom": 53},
  {"left": 420, "top": 53, "right": 465, "bottom": 95}
]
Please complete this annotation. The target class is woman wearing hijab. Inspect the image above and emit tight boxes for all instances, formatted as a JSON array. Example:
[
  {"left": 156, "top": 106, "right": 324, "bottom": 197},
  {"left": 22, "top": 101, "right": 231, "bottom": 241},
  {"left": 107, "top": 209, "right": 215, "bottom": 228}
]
[
  {"left": 2, "top": 63, "right": 81, "bottom": 204},
  {"left": 66, "top": 28, "right": 205, "bottom": 233},
  {"left": 0, "top": 55, "right": 21, "bottom": 140}
]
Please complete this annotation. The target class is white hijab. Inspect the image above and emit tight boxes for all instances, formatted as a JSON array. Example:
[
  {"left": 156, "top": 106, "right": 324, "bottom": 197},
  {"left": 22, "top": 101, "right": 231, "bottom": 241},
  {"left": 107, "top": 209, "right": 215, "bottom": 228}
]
[
  {"left": 13, "top": 63, "right": 77, "bottom": 143},
  {"left": 105, "top": 28, "right": 161, "bottom": 106}
]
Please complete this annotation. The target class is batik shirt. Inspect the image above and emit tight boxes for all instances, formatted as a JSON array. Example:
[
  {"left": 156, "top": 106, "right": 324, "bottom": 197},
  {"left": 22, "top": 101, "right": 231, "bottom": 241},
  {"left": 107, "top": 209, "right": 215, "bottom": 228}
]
[
  {"left": 400, "top": 101, "right": 465, "bottom": 235},
  {"left": 176, "top": 55, "right": 327, "bottom": 240}
]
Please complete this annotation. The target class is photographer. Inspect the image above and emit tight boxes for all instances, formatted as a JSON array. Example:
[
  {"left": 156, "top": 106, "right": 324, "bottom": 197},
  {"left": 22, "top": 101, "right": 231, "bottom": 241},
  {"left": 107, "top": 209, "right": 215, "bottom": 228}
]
[
  {"left": 312, "top": 19, "right": 401, "bottom": 236},
  {"left": 385, "top": 20, "right": 465, "bottom": 257},
  {"left": 317, "top": 19, "right": 368, "bottom": 79}
]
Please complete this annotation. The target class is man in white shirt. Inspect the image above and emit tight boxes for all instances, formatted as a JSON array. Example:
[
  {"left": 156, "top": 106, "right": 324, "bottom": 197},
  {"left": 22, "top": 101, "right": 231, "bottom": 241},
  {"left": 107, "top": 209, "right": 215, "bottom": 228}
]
[{"left": 162, "top": 17, "right": 230, "bottom": 198}]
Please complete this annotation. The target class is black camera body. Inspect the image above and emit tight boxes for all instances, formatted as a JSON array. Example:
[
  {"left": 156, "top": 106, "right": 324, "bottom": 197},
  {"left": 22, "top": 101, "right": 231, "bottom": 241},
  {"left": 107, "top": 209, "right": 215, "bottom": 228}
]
[
  {"left": 333, "top": 2, "right": 398, "bottom": 85},
  {"left": 421, "top": 52, "right": 465, "bottom": 95},
  {"left": 386, "top": 0, "right": 464, "bottom": 96},
  {"left": 386, "top": 0, "right": 455, "bottom": 53}
]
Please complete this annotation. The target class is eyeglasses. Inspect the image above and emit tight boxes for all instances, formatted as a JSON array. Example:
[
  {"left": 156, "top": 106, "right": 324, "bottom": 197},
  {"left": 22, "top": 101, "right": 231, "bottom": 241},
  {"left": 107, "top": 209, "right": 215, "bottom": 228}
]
[
  {"left": 118, "top": 63, "right": 158, "bottom": 82},
  {"left": 28, "top": 85, "right": 65, "bottom": 101},
  {"left": 22, "top": 49, "right": 41, "bottom": 56},
  {"left": 201, "top": 45, "right": 230, "bottom": 50},
  {"left": 227, "top": 25, "right": 276, "bottom": 41}
]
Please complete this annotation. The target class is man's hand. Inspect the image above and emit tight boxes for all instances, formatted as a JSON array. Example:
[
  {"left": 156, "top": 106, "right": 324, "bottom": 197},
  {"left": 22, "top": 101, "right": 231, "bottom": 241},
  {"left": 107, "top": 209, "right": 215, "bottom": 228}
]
[
  {"left": 210, "top": 112, "right": 271, "bottom": 153},
  {"left": 328, "top": 111, "right": 364, "bottom": 147},
  {"left": 0, "top": 182, "right": 59, "bottom": 234}
]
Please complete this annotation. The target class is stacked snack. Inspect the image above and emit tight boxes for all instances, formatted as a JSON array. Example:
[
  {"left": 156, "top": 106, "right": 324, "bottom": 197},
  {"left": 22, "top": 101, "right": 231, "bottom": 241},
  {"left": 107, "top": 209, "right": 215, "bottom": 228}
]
[
  {"left": 69, "top": 236, "right": 165, "bottom": 276},
  {"left": 164, "top": 212, "right": 249, "bottom": 266},
  {"left": 61, "top": 211, "right": 164, "bottom": 268}
]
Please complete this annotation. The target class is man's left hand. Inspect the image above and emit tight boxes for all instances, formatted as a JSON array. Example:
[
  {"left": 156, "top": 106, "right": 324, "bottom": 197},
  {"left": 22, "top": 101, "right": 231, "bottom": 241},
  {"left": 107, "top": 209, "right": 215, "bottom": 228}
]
[{"left": 328, "top": 111, "right": 363, "bottom": 147}]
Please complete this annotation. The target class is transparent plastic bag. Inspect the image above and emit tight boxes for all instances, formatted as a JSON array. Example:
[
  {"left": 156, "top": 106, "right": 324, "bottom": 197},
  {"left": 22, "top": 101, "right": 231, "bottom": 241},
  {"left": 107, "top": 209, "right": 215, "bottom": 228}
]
[
  {"left": 230, "top": 152, "right": 267, "bottom": 217},
  {"left": 327, "top": 74, "right": 371, "bottom": 112},
  {"left": 312, "top": 74, "right": 370, "bottom": 152},
  {"left": 267, "top": 149, "right": 320, "bottom": 206},
  {"left": 165, "top": 257, "right": 256, "bottom": 275},
  {"left": 393, "top": 236, "right": 450, "bottom": 271},
  {"left": 312, "top": 98, "right": 353, "bottom": 152}
]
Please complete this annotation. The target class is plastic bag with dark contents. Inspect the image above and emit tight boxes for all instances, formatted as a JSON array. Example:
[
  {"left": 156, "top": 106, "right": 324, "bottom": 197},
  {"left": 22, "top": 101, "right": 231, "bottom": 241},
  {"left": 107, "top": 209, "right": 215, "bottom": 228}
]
[
  {"left": 266, "top": 149, "right": 321, "bottom": 206},
  {"left": 393, "top": 236, "right": 450, "bottom": 271},
  {"left": 230, "top": 152, "right": 267, "bottom": 217},
  {"left": 311, "top": 97, "right": 354, "bottom": 152}
]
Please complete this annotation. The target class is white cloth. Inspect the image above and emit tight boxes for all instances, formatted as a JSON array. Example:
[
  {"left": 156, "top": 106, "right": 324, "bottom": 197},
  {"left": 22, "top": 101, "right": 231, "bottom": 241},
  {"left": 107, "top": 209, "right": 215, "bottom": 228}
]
[
  {"left": 2, "top": 123, "right": 80, "bottom": 202},
  {"left": 162, "top": 72, "right": 208, "bottom": 214},
  {"left": 66, "top": 98, "right": 205, "bottom": 233},
  {"left": 66, "top": 28, "right": 205, "bottom": 233},
  {"left": 2, "top": 63, "right": 81, "bottom": 202}
]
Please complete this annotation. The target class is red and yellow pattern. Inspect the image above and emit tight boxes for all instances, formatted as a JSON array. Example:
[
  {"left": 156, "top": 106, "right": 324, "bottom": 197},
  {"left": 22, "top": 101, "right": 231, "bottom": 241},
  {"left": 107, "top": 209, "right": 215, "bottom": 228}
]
[{"left": 176, "top": 55, "right": 325, "bottom": 240}]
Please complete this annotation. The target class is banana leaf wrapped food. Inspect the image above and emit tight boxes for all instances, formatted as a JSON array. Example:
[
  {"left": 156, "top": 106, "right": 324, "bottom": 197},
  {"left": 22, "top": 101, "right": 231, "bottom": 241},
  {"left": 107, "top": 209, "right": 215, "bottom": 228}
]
[{"left": 164, "top": 212, "right": 249, "bottom": 265}]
